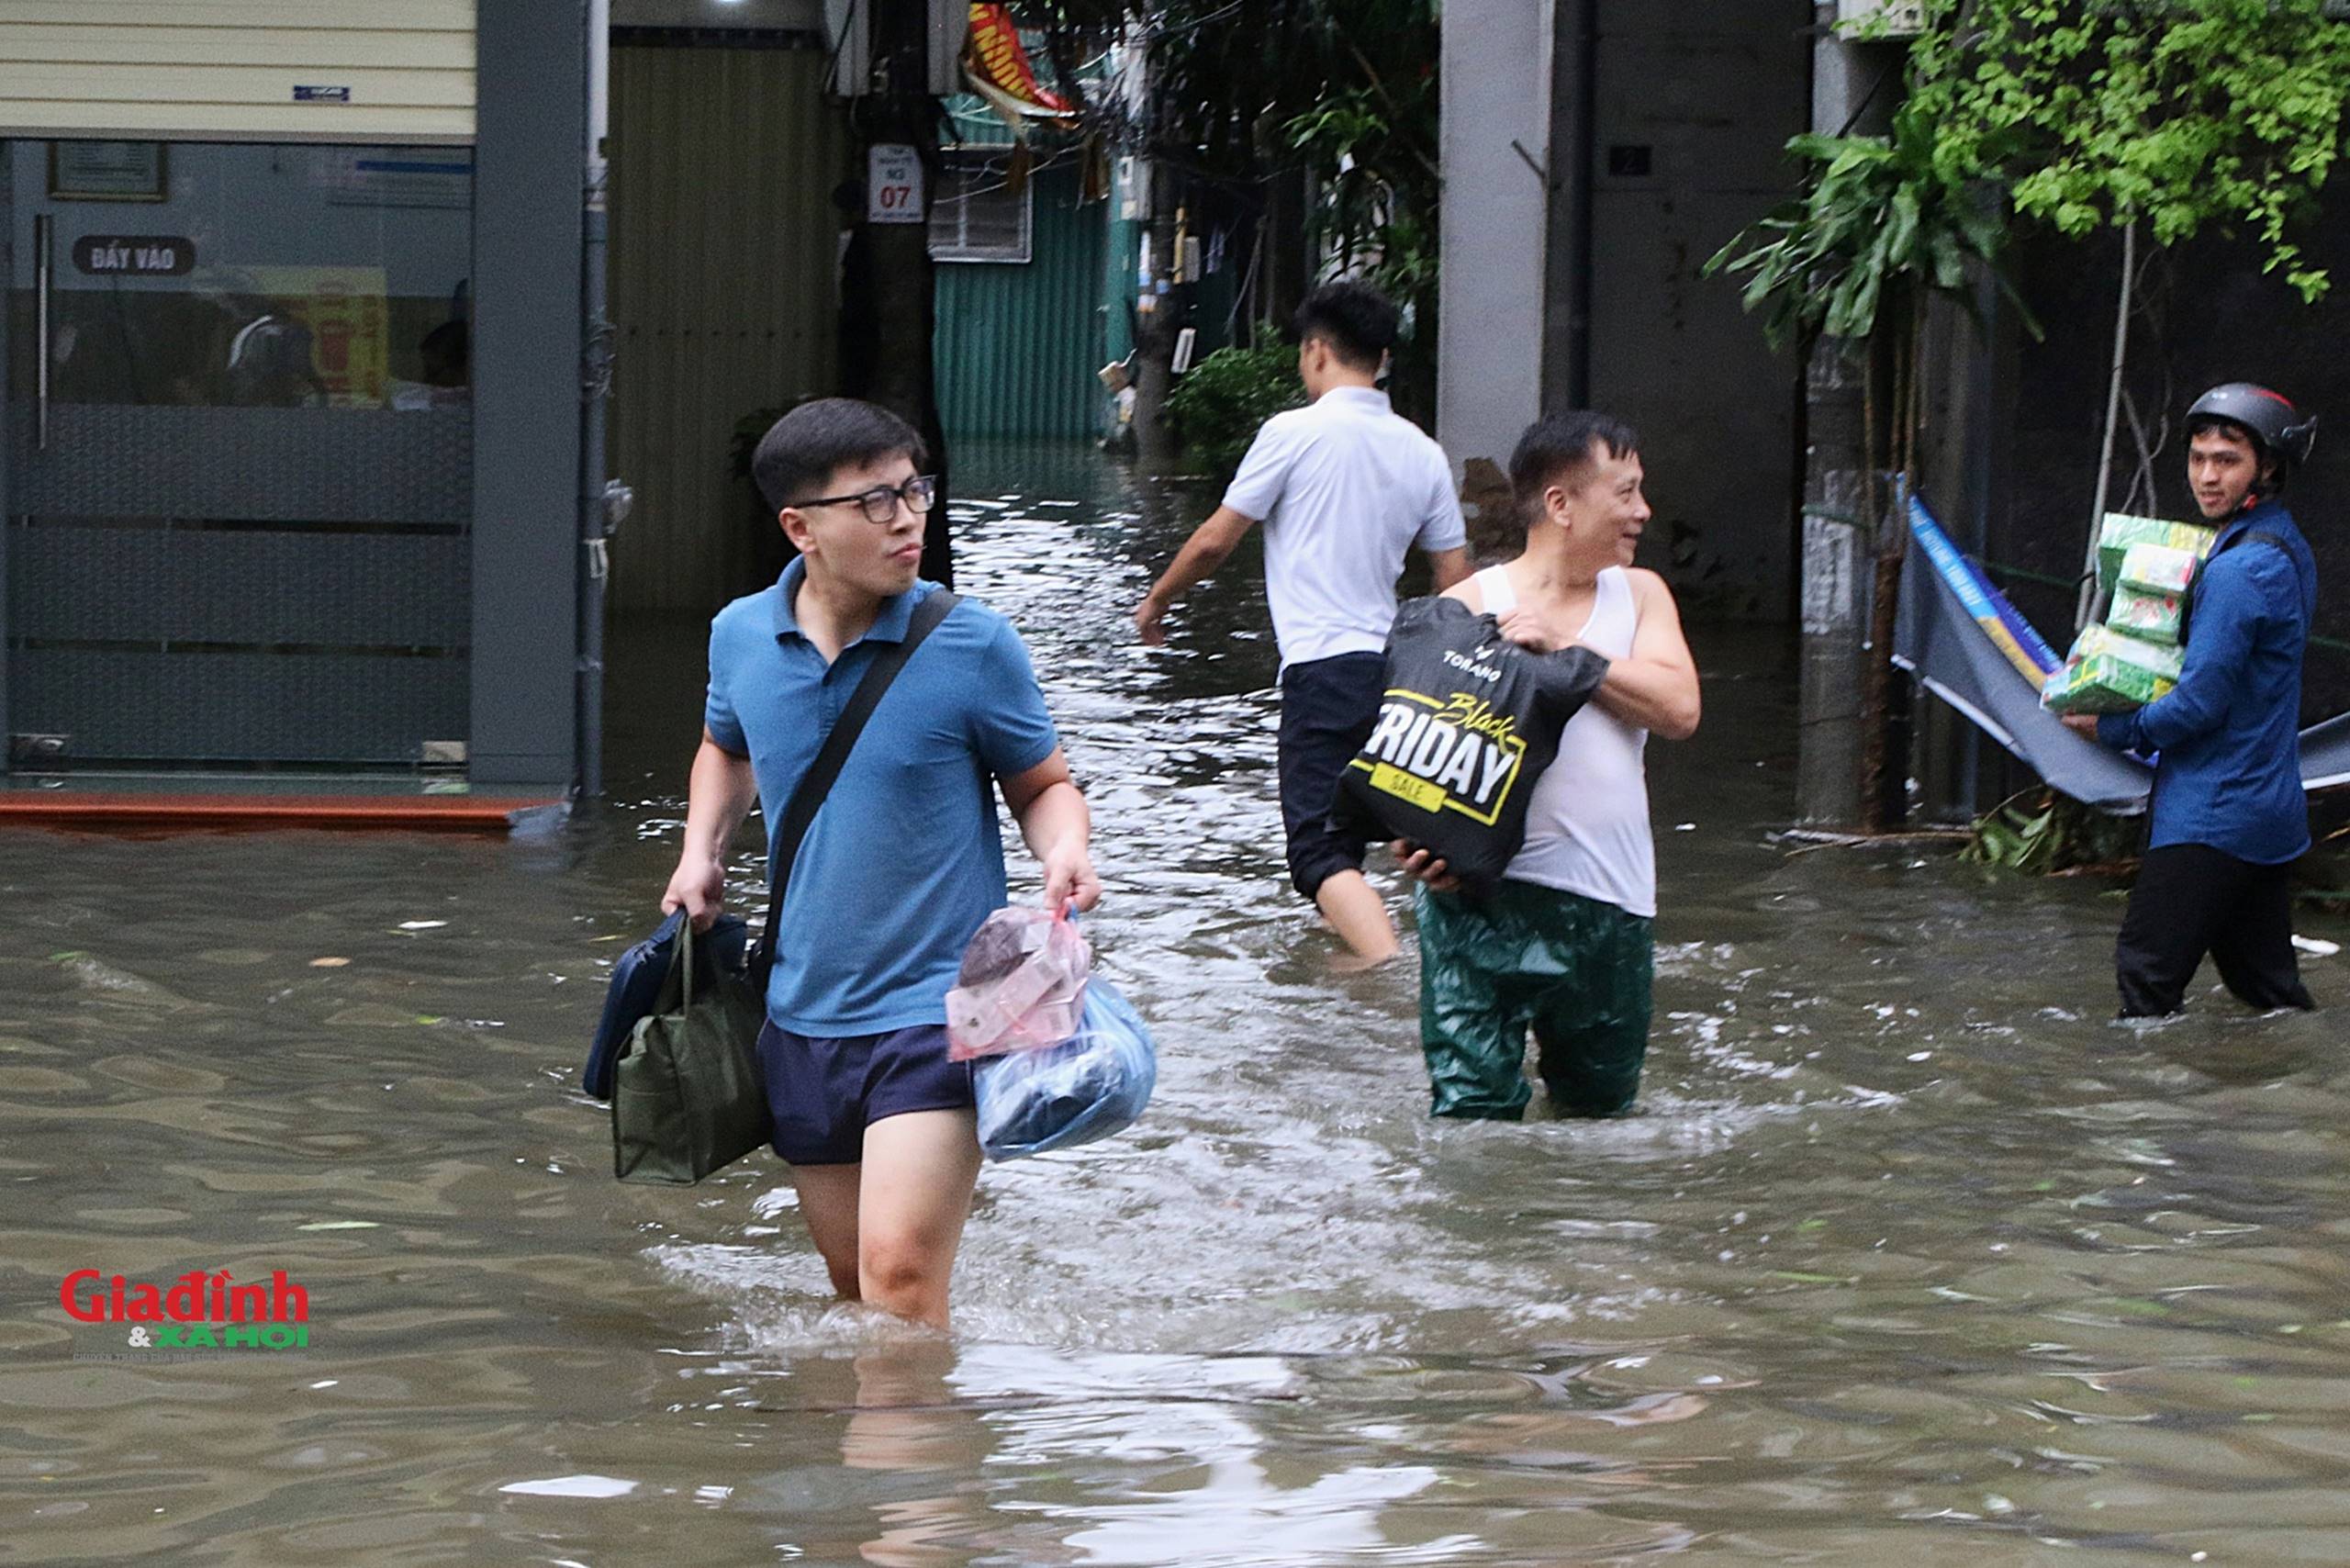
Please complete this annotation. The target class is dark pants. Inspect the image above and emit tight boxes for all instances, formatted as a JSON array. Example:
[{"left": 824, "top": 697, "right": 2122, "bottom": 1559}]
[
  {"left": 1416, "top": 880, "right": 1652, "bottom": 1120},
  {"left": 2115, "top": 843, "right": 2314, "bottom": 1017},
  {"left": 1276, "top": 652, "right": 1386, "bottom": 900}
]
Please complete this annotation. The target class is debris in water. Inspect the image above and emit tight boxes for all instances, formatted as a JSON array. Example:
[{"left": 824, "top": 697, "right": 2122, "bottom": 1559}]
[{"left": 498, "top": 1475, "right": 638, "bottom": 1498}]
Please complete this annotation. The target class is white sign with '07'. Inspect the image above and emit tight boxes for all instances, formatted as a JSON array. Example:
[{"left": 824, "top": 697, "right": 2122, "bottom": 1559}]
[{"left": 867, "top": 144, "right": 924, "bottom": 224}]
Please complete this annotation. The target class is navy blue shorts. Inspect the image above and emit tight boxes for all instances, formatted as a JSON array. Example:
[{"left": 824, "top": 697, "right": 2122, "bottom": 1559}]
[
  {"left": 1277, "top": 651, "right": 1386, "bottom": 900},
  {"left": 756, "top": 1019, "right": 975, "bottom": 1166}
]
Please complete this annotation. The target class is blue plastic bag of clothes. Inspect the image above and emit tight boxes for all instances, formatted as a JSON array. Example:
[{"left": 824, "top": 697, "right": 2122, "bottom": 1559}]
[{"left": 975, "top": 978, "right": 1157, "bottom": 1161}]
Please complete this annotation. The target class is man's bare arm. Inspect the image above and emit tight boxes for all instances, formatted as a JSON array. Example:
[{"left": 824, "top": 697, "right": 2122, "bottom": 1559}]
[
  {"left": 1591, "top": 570, "right": 1701, "bottom": 740},
  {"left": 1000, "top": 747, "right": 1102, "bottom": 913},
  {"left": 662, "top": 733, "right": 760, "bottom": 928},
  {"left": 1426, "top": 544, "right": 1472, "bottom": 592},
  {"left": 1134, "top": 505, "right": 1259, "bottom": 644}
]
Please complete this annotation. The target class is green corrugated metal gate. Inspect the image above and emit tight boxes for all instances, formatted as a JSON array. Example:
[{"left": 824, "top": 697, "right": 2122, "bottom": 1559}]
[{"left": 934, "top": 164, "right": 1109, "bottom": 442}]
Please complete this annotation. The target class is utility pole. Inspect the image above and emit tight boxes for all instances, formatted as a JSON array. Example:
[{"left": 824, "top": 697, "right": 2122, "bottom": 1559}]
[
  {"left": 1111, "top": 23, "right": 1189, "bottom": 468},
  {"left": 1131, "top": 196, "right": 1189, "bottom": 466},
  {"left": 839, "top": 2, "right": 958, "bottom": 585}
]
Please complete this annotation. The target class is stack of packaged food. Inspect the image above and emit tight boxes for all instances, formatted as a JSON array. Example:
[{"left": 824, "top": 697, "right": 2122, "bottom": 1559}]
[{"left": 2042, "top": 514, "right": 2216, "bottom": 714}]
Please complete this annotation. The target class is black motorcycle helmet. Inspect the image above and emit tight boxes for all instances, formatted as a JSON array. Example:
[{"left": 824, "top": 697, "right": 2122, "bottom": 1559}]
[{"left": 2185, "top": 383, "right": 2318, "bottom": 491}]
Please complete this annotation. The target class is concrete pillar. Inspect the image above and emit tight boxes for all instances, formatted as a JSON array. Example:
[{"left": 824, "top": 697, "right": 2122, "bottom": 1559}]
[
  {"left": 1794, "top": 4, "right": 1896, "bottom": 825},
  {"left": 1436, "top": 0, "right": 1552, "bottom": 503},
  {"left": 473, "top": 0, "right": 588, "bottom": 790},
  {"left": 1798, "top": 344, "right": 1870, "bottom": 826}
]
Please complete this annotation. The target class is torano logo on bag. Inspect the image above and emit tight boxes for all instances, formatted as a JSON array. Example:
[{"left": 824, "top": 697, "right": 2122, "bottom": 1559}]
[
  {"left": 62, "top": 1268, "right": 313, "bottom": 1355},
  {"left": 1350, "top": 688, "right": 1528, "bottom": 826},
  {"left": 1440, "top": 647, "right": 1505, "bottom": 683},
  {"left": 1335, "top": 595, "right": 1606, "bottom": 893}
]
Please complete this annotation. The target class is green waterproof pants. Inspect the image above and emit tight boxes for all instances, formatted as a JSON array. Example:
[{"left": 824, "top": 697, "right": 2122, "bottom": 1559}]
[{"left": 1414, "top": 879, "right": 1652, "bottom": 1121}]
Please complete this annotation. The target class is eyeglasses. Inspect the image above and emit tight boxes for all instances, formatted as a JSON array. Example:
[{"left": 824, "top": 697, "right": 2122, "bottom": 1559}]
[{"left": 794, "top": 475, "right": 937, "bottom": 524}]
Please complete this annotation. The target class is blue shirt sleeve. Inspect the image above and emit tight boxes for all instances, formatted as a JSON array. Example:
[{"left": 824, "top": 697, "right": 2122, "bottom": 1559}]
[
  {"left": 703, "top": 615, "right": 749, "bottom": 756},
  {"left": 2099, "top": 549, "right": 2281, "bottom": 754},
  {"left": 967, "top": 616, "right": 1060, "bottom": 778}
]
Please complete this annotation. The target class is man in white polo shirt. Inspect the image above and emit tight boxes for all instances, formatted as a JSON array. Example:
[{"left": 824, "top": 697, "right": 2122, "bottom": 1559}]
[{"left": 1135, "top": 282, "right": 1470, "bottom": 964}]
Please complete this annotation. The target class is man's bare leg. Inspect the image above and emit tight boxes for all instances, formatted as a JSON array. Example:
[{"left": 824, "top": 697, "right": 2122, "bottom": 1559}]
[
  {"left": 791, "top": 1161, "right": 866, "bottom": 1301},
  {"left": 1316, "top": 868, "right": 1399, "bottom": 969},
  {"left": 856, "top": 1108, "right": 983, "bottom": 1329}
]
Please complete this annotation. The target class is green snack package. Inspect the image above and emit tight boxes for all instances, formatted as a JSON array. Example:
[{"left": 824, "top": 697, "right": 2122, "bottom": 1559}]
[
  {"left": 2042, "top": 625, "right": 2182, "bottom": 715},
  {"left": 2117, "top": 541, "right": 2200, "bottom": 596},
  {"left": 2097, "top": 514, "right": 2215, "bottom": 597},
  {"left": 2108, "top": 583, "right": 2185, "bottom": 644}
]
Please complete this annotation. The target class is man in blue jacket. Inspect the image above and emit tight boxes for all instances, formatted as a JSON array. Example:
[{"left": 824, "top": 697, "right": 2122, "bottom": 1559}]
[{"left": 2064, "top": 383, "right": 2320, "bottom": 1018}]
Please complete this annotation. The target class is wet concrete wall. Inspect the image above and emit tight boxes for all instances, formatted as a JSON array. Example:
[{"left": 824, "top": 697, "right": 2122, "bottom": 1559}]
[
  {"left": 1587, "top": 1, "right": 1814, "bottom": 622},
  {"left": 1437, "top": 1, "right": 1815, "bottom": 628},
  {"left": 1435, "top": 0, "right": 1551, "bottom": 490}
]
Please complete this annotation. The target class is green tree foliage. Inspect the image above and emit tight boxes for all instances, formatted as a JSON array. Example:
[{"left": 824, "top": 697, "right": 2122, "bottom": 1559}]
[
  {"left": 1906, "top": 0, "right": 2350, "bottom": 301},
  {"left": 1032, "top": 2, "right": 1441, "bottom": 327},
  {"left": 1704, "top": 100, "right": 2025, "bottom": 353},
  {"left": 1163, "top": 344, "right": 1305, "bottom": 473},
  {"left": 1273, "top": 21, "right": 1441, "bottom": 310},
  {"left": 1711, "top": 0, "right": 2350, "bottom": 347},
  {"left": 1963, "top": 789, "right": 2143, "bottom": 874}
]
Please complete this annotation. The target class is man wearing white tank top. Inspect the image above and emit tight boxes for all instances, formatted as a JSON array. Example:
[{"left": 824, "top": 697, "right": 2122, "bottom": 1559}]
[{"left": 1395, "top": 413, "right": 1700, "bottom": 1119}]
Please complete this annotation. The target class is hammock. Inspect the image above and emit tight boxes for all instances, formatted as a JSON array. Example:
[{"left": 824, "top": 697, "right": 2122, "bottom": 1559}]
[{"left": 1890, "top": 495, "right": 2350, "bottom": 812}]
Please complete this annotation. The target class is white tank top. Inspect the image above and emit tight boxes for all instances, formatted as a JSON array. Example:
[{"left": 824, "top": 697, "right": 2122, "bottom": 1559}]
[{"left": 1474, "top": 565, "right": 1656, "bottom": 918}]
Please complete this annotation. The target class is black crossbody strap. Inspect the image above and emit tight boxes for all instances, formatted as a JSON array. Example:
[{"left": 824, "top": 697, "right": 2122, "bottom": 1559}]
[{"left": 753, "top": 588, "right": 959, "bottom": 968}]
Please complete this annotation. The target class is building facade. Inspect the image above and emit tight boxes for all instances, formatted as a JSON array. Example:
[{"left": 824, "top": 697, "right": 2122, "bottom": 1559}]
[{"left": 0, "top": 1, "right": 587, "bottom": 796}]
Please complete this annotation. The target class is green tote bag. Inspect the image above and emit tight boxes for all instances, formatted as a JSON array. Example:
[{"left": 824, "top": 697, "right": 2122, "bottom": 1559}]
[
  {"left": 610, "top": 920, "right": 770, "bottom": 1184},
  {"left": 606, "top": 588, "right": 960, "bottom": 1186}
]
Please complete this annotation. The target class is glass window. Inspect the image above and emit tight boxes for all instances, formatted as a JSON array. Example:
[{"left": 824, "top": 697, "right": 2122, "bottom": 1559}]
[
  {"left": 11, "top": 140, "right": 474, "bottom": 411},
  {"left": 927, "top": 160, "right": 1032, "bottom": 264}
]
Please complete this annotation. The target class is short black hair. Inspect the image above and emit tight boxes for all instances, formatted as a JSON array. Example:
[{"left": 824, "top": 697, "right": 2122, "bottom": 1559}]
[
  {"left": 1292, "top": 281, "right": 1399, "bottom": 373},
  {"left": 752, "top": 398, "right": 927, "bottom": 513},
  {"left": 2188, "top": 413, "right": 2259, "bottom": 449},
  {"left": 1509, "top": 411, "right": 1640, "bottom": 520}
]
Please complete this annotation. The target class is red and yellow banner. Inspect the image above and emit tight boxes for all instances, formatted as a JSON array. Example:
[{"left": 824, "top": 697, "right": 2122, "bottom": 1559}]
[{"left": 966, "top": 4, "right": 1073, "bottom": 116}]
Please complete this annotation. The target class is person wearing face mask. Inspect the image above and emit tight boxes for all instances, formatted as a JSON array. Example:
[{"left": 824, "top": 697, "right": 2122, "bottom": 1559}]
[
  {"left": 1393, "top": 412, "right": 1700, "bottom": 1120},
  {"left": 1134, "top": 282, "right": 1472, "bottom": 968},
  {"left": 2062, "top": 383, "right": 2321, "bottom": 1018}
]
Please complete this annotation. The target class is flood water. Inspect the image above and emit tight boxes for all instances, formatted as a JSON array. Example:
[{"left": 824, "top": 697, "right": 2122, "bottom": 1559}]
[{"left": 4, "top": 440, "right": 2345, "bottom": 1565}]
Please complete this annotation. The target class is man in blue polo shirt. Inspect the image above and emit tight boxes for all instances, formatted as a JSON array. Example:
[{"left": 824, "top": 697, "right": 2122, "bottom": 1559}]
[
  {"left": 2064, "top": 382, "right": 2320, "bottom": 1018},
  {"left": 663, "top": 398, "right": 1100, "bottom": 1328}
]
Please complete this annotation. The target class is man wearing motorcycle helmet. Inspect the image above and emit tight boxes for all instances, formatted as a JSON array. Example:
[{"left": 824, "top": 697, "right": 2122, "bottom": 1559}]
[{"left": 2063, "top": 383, "right": 2320, "bottom": 1017}]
